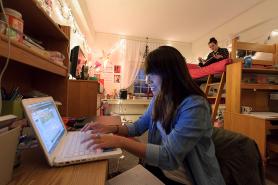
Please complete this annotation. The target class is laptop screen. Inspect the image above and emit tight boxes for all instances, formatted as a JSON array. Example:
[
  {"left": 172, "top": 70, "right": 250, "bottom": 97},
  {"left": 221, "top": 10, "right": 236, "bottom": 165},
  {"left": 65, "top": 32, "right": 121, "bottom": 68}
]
[{"left": 27, "top": 100, "right": 65, "bottom": 154}]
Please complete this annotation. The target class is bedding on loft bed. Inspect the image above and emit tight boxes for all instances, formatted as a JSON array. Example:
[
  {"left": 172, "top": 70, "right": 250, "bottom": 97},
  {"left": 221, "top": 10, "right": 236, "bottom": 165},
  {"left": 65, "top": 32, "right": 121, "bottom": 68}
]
[
  {"left": 187, "top": 59, "right": 231, "bottom": 79},
  {"left": 230, "top": 38, "right": 277, "bottom": 69}
]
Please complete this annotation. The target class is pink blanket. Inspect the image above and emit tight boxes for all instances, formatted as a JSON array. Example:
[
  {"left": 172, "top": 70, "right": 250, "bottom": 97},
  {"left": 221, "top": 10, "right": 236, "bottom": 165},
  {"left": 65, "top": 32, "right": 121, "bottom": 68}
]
[{"left": 187, "top": 59, "right": 231, "bottom": 79}]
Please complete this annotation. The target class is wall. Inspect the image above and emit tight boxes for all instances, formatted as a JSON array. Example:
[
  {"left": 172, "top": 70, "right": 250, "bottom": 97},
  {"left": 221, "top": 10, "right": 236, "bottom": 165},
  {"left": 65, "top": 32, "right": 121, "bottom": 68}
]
[
  {"left": 93, "top": 32, "right": 193, "bottom": 60},
  {"left": 192, "top": 0, "right": 278, "bottom": 60},
  {"left": 92, "top": 32, "right": 193, "bottom": 95},
  {"left": 65, "top": 0, "right": 96, "bottom": 54}
]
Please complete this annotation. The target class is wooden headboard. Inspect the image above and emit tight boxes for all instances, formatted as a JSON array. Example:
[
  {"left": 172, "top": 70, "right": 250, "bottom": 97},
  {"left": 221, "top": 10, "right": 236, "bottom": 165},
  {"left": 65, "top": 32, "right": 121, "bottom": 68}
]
[{"left": 230, "top": 38, "right": 278, "bottom": 66}]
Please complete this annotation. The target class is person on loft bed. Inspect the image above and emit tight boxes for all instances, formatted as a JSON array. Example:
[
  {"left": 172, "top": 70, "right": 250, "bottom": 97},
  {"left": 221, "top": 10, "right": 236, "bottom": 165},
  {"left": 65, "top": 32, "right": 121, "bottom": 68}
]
[
  {"left": 198, "top": 37, "right": 229, "bottom": 67},
  {"left": 81, "top": 46, "right": 225, "bottom": 185}
]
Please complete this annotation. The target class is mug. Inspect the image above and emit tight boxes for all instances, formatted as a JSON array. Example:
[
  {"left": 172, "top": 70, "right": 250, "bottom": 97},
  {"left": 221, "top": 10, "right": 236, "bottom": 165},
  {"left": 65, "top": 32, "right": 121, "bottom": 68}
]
[{"left": 241, "top": 106, "right": 252, "bottom": 114}]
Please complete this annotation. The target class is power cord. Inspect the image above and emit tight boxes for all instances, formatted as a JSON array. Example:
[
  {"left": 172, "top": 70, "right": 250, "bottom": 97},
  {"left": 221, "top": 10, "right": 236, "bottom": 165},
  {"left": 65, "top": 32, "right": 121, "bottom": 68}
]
[{"left": 0, "top": 0, "right": 11, "bottom": 115}]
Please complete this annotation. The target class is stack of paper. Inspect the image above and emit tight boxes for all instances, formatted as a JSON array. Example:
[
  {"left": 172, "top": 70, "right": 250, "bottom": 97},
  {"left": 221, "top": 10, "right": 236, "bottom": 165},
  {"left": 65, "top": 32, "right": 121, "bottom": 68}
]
[{"left": 107, "top": 165, "right": 165, "bottom": 185}]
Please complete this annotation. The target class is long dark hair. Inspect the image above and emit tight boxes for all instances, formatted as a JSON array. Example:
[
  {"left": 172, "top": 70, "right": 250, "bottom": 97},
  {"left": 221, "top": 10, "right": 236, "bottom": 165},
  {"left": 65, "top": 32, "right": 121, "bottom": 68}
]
[{"left": 145, "top": 46, "right": 206, "bottom": 133}]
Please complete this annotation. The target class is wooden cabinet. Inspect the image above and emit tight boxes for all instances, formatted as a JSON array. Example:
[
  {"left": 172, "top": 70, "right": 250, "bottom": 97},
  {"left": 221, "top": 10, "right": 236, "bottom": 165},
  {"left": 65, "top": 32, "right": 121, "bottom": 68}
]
[
  {"left": 68, "top": 80, "right": 99, "bottom": 117},
  {"left": 224, "top": 62, "right": 278, "bottom": 160},
  {"left": 0, "top": 0, "right": 70, "bottom": 116}
]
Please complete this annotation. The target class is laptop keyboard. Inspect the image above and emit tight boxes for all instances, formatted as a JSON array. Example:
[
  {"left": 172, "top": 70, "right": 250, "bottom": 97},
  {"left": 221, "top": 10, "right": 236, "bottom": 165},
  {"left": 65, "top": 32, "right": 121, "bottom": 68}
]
[{"left": 62, "top": 132, "right": 102, "bottom": 158}]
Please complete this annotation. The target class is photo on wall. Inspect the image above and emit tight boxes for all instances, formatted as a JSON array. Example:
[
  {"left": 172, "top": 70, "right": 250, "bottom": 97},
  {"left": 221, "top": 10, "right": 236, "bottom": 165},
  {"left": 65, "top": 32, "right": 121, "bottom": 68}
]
[
  {"left": 114, "top": 75, "right": 121, "bottom": 83},
  {"left": 114, "top": 65, "right": 121, "bottom": 73},
  {"left": 99, "top": 79, "right": 104, "bottom": 86}
]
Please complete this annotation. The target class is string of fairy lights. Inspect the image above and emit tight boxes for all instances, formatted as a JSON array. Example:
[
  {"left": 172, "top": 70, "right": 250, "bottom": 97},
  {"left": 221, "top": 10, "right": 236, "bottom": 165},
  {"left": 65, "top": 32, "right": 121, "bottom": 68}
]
[{"left": 35, "top": 0, "right": 91, "bottom": 54}]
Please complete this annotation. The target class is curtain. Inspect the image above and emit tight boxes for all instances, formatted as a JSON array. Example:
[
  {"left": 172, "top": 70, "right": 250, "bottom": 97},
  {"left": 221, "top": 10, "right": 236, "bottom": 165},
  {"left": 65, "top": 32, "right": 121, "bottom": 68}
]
[
  {"left": 148, "top": 42, "right": 163, "bottom": 52},
  {"left": 120, "top": 39, "right": 142, "bottom": 89},
  {"left": 120, "top": 39, "right": 163, "bottom": 89}
]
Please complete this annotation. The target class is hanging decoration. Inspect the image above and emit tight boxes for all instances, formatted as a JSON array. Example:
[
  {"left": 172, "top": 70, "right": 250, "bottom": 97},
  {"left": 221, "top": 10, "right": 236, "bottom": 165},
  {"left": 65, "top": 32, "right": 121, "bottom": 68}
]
[
  {"left": 142, "top": 37, "right": 149, "bottom": 60},
  {"left": 94, "top": 39, "right": 125, "bottom": 70}
]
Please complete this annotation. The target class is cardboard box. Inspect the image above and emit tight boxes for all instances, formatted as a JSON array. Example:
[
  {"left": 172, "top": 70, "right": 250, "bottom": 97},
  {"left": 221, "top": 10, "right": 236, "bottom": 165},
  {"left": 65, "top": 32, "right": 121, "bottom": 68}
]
[{"left": 0, "top": 126, "right": 20, "bottom": 185}]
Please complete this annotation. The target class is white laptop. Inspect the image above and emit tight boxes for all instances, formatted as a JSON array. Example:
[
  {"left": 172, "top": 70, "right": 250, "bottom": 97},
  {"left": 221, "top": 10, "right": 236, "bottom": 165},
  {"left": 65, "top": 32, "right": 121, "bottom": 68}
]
[{"left": 22, "top": 97, "right": 122, "bottom": 167}]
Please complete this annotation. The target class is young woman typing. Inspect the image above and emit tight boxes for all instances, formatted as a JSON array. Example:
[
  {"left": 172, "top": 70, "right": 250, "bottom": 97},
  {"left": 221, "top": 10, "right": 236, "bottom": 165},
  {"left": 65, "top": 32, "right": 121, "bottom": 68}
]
[{"left": 81, "top": 46, "right": 225, "bottom": 185}]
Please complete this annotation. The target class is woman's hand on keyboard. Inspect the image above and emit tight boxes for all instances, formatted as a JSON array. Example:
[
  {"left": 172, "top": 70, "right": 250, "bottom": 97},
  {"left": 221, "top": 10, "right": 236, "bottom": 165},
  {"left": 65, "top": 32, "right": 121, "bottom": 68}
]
[
  {"left": 81, "top": 134, "right": 124, "bottom": 149},
  {"left": 81, "top": 122, "right": 115, "bottom": 134}
]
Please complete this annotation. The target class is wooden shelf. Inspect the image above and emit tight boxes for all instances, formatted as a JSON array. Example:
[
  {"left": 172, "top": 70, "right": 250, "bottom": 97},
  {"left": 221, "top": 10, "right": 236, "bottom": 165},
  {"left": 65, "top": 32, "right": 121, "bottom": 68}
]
[
  {"left": 243, "top": 68, "right": 278, "bottom": 75},
  {"left": 241, "top": 83, "right": 278, "bottom": 90},
  {"left": 0, "top": 35, "right": 67, "bottom": 76},
  {"left": 225, "top": 38, "right": 278, "bottom": 162},
  {"left": 0, "top": 0, "right": 70, "bottom": 116},
  {"left": 236, "top": 112, "right": 278, "bottom": 120},
  {"left": 3, "top": 0, "right": 69, "bottom": 41}
]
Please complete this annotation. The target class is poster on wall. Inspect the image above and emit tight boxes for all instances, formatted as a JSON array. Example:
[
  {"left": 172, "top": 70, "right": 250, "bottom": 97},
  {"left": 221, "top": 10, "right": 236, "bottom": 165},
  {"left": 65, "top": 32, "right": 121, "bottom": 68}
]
[
  {"left": 99, "top": 79, "right": 104, "bottom": 85},
  {"left": 114, "top": 65, "right": 121, "bottom": 73},
  {"left": 114, "top": 75, "right": 121, "bottom": 83}
]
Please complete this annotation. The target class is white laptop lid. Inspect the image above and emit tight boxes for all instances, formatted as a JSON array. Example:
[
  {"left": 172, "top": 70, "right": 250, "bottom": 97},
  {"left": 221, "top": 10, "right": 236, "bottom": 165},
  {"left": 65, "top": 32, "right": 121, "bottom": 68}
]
[{"left": 22, "top": 97, "right": 66, "bottom": 166}]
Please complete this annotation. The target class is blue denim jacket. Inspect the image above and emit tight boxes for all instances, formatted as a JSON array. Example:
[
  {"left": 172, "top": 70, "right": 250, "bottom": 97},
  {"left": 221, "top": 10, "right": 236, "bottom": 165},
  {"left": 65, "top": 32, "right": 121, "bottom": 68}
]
[{"left": 127, "top": 95, "right": 226, "bottom": 185}]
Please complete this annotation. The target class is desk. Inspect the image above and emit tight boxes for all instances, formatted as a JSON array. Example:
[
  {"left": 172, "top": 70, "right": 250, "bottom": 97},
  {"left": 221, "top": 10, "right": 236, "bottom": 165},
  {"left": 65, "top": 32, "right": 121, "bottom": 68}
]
[
  {"left": 8, "top": 116, "right": 122, "bottom": 185},
  {"left": 224, "top": 112, "right": 278, "bottom": 161}
]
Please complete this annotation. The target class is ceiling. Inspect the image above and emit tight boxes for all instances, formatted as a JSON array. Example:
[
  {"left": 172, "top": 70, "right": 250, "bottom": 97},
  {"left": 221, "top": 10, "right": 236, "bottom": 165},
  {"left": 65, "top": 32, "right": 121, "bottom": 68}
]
[{"left": 81, "top": 0, "right": 264, "bottom": 43}]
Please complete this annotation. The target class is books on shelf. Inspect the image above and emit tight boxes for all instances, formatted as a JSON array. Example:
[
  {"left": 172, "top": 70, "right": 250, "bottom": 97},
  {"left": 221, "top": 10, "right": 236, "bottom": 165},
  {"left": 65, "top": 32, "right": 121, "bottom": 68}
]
[
  {"left": 1, "top": 32, "right": 66, "bottom": 68},
  {"left": 22, "top": 36, "right": 65, "bottom": 67},
  {"left": 23, "top": 35, "right": 44, "bottom": 50},
  {"left": 23, "top": 39, "right": 49, "bottom": 58}
]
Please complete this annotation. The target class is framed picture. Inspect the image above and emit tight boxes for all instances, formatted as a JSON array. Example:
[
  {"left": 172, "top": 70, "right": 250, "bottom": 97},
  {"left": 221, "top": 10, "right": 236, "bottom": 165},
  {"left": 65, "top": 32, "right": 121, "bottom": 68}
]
[
  {"left": 114, "top": 75, "right": 121, "bottom": 83},
  {"left": 99, "top": 79, "right": 104, "bottom": 86},
  {"left": 114, "top": 65, "right": 121, "bottom": 73}
]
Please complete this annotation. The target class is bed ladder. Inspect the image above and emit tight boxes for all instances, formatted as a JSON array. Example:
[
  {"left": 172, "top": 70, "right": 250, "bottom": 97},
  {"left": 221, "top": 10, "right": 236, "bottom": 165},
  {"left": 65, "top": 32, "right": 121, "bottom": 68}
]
[{"left": 204, "top": 72, "right": 226, "bottom": 123}]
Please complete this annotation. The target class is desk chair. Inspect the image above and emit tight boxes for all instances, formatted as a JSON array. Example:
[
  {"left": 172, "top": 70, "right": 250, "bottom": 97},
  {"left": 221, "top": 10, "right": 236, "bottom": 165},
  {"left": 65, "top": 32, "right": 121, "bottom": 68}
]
[{"left": 212, "top": 128, "right": 265, "bottom": 185}]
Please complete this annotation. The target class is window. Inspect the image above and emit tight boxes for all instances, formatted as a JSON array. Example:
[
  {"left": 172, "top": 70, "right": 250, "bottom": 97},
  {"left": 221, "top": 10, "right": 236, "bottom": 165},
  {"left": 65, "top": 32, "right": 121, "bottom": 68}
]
[{"left": 133, "top": 68, "right": 152, "bottom": 97}]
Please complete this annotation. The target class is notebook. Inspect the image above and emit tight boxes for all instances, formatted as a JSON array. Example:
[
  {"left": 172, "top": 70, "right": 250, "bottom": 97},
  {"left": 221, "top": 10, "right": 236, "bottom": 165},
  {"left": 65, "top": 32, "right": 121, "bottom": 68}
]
[
  {"left": 107, "top": 165, "right": 165, "bottom": 185},
  {"left": 22, "top": 97, "right": 122, "bottom": 167}
]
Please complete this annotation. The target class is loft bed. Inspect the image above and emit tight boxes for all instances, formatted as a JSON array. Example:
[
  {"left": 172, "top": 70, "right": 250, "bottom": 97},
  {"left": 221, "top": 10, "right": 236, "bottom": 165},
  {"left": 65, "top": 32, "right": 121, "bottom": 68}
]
[
  {"left": 187, "top": 37, "right": 278, "bottom": 79},
  {"left": 186, "top": 59, "right": 231, "bottom": 123},
  {"left": 225, "top": 38, "right": 278, "bottom": 161},
  {"left": 226, "top": 38, "right": 278, "bottom": 113},
  {"left": 186, "top": 38, "right": 278, "bottom": 124},
  {"left": 230, "top": 38, "right": 278, "bottom": 67},
  {"left": 226, "top": 38, "right": 278, "bottom": 114},
  {"left": 187, "top": 59, "right": 231, "bottom": 79}
]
